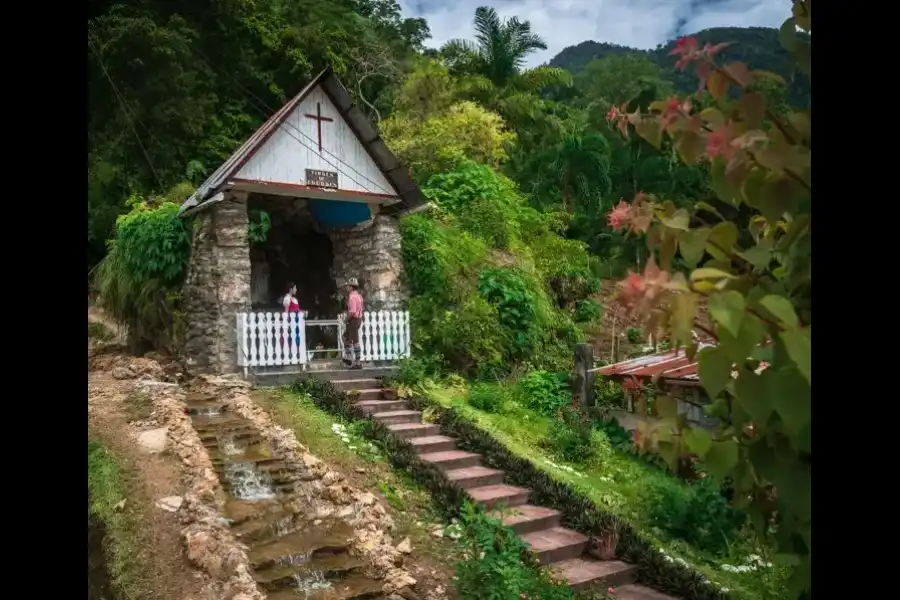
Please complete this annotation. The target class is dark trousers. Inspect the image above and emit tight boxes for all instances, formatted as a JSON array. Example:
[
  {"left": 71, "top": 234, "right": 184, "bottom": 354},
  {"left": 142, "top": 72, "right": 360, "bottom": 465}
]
[{"left": 344, "top": 317, "right": 362, "bottom": 347}]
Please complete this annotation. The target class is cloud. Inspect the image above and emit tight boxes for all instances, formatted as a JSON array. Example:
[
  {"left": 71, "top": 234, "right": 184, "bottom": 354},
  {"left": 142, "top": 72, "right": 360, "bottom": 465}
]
[{"left": 397, "top": 0, "right": 789, "bottom": 66}]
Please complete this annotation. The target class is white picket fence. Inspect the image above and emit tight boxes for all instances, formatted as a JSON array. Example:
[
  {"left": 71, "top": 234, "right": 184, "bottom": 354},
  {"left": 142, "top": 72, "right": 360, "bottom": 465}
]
[
  {"left": 356, "top": 310, "right": 411, "bottom": 362},
  {"left": 236, "top": 310, "right": 411, "bottom": 368}
]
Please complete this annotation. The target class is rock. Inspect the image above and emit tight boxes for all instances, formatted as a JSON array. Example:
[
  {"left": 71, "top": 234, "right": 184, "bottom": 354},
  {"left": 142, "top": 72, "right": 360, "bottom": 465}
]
[
  {"left": 206, "top": 554, "right": 223, "bottom": 578},
  {"left": 325, "top": 483, "right": 353, "bottom": 505},
  {"left": 322, "top": 471, "right": 344, "bottom": 486},
  {"left": 137, "top": 427, "right": 168, "bottom": 453},
  {"left": 157, "top": 496, "right": 184, "bottom": 512},
  {"left": 112, "top": 366, "right": 136, "bottom": 380},
  {"left": 396, "top": 537, "right": 412, "bottom": 554},
  {"left": 355, "top": 467, "right": 367, "bottom": 473},
  {"left": 185, "top": 530, "right": 212, "bottom": 563},
  {"left": 431, "top": 529, "right": 443, "bottom": 538}
]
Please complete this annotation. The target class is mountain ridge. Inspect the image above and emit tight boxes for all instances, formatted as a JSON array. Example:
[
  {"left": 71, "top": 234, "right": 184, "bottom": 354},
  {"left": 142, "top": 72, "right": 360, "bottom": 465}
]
[{"left": 548, "top": 26, "right": 809, "bottom": 105}]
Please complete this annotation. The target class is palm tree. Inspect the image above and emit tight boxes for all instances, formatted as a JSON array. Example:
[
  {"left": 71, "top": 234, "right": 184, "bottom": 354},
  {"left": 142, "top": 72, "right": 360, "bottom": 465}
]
[
  {"left": 514, "top": 128, "right": 613, "bottom": 215},
  {"left": 440, "top": 7, "right": 571, "bottom": 122}
]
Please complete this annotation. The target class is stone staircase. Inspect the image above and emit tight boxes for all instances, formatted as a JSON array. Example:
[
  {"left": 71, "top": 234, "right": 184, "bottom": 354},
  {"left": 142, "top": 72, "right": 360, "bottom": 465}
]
[{"left": 328, "top": 376, "right": 680, "bottom": 599}]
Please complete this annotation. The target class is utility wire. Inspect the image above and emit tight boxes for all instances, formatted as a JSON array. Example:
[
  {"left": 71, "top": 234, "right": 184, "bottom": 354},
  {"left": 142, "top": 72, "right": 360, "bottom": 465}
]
[{"left": 88, "top": 36, "right": 166, "bottom": 191}]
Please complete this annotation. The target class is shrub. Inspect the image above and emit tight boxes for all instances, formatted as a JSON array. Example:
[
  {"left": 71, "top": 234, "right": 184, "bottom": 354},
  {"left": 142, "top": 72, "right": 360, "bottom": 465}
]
[
  {"left": 467, "top": 383, "right": 505, "bottom": 413},
  {"left": 382, "top": 100, "right": 515, "bottom": 183},
  {"left": 424, "top": 162, "right": 521, "bottom": 248},
  {"left": 476, "top": 267, "right": 543, "bottom": 357},
  {"left": 573, "top": 298, "right": 603, "bottom": 323},
  {"left": 516, "top": 370, "right": 570, "bottom": 416},
  {"left": 88, "top": 321, "right": 114, "bottom": 341},
  {"left": 423, "top": 296, "right": 509, "bottom": 378},
  {"left": 546, "top": 406, "right": 596, "bottom": 464},
  {"left": 454, "top": 504, "right": 574, "bottom": 600},
  {"left": 625, "top": 327, "right": 642, "bottom": 344},
  {"left": 396, "top": 355, "right": 442, "bottom": 386},
  {"left": 592, "top": 416, "right": 635, "bottom": 452},
  {"left": 641, "top": 476, "right": 744, "bottom": 556},
  {"left": 399, "top": 159, "right": 600, "bottom": 377},
  {"left": 594, "top": 377, "right": 626, "bottom": 410},
  {"left": 92, "top": 188, "right": 192, "bottom": 353}
]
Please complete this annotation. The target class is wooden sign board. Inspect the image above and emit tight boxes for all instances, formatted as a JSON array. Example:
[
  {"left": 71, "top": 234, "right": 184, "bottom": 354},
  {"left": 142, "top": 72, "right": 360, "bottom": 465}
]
[{"left": 306, "top": 169, "right": 338, "bottom": 189}]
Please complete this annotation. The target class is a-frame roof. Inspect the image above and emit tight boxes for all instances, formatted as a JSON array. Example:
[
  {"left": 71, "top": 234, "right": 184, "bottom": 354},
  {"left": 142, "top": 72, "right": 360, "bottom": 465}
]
[{"left": 179, "top": 68, "right": 425, "bottom": 217}]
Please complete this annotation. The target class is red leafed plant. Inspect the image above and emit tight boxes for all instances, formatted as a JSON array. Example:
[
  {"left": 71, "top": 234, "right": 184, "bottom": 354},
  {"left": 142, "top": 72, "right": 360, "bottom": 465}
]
[{"left": 602, "top": 1, "right": 810, "bottom": 597}]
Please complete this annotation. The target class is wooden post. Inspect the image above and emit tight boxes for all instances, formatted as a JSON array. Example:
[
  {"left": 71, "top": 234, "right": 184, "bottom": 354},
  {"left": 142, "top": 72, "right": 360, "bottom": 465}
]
[{"left": 572, "top": 343, "right": 596, "bottom": 408}]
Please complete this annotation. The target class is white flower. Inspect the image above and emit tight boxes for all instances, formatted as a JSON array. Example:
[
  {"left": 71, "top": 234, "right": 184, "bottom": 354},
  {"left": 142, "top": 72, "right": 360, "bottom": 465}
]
[
  {"left": 720, "top": 588, "right": 730, "bottom": 593},
  {"left": 747, "top": 554, "right": 762, "bottom": 563},
  {"left": 720, "top": 564, "right": 738, "bottom": 573},
  {"left": 675, "top": 558, "right": 688, "bottom": 566},
  {"left": 348, "top": 446, "right": 357, "bottom": 450}
]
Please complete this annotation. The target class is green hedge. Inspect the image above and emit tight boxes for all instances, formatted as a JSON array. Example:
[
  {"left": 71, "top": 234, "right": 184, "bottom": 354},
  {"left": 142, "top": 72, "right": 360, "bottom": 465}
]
[{"left": 292, "top": 376, "right": 726, "bottom": 600}]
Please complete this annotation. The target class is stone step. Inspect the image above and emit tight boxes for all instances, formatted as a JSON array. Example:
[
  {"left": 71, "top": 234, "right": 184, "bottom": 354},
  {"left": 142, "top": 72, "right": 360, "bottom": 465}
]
[
  {"left": 521, "top": 527, "right": 588, "bottom": 565},
  {"left": 265, "top": 572, "right": 386, "bottom": 600},
  {"left": 231, "top": 513, "right": 302, "bottom": 545},
  {"left": 355, "top": 400, "right": 408, "bottom": 416},
  {"left": 225, "top": 498, "right": 292, "bottom": 525},
  {"left": 247, "top": 529, "right": 351, "bottom": 570},
  {"left": 613, "top": 583, "right": 680, "bottom": 600},
  {"left": 191, "top": 414, "right": 252, "bottom": 431},
  {"left": 420, "top": 450, "right": 482, "bottom": 471},
  {"left": 467, "top": 484, "right": 530, "bottom": 510},
  {"left": 253, "top": 552, "right": 363, "bottom": 591},
  {"left": 221, "top": 472, "right": 298, "bottom": 489},
  {"left": 446, "top": 466, "right": 505, "bottom": 490},
  {"left": 209, "top": 453, "right": 281, "bottom": 467},
  {"left": 492, "top": 504, "right": 562, "bottom": 535},
  {"left": 408, "top": 435, "right": 456, "bottom": 454},
  {"left": 306, "top": 367, "right": 398, "bottom": 381},
  {"left": 198, "top": 426, "right": 257, "bottom": 440},
  {"left": 371, "top": 410, "right": 422, "bottom": 425},
  {"left": 387, "top": 422, "right": 440, "bottom": 439},
  {"left": 552, "top": 558, "right": 639, "bottom": 591},
  {"left": 331, "top": 378, "right": 378, "bottom": 392},
  {"left": 352, "top": 388, "right": 383, "bottom": 401}
]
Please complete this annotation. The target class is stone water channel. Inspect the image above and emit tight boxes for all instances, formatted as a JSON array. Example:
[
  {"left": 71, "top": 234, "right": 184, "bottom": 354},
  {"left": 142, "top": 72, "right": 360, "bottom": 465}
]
[{"left": 186, "top": 394, "right": 389, "bottom": 600}]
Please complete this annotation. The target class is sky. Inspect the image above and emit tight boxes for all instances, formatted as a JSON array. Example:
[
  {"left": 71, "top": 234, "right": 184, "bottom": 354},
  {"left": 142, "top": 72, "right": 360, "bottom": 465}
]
[{"left": 397, "top": 0, "right": 789, "bottom": 66}]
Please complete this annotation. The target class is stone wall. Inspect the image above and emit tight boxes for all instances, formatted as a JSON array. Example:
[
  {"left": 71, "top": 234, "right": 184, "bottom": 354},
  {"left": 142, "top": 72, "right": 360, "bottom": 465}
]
[
  {"left": 326, "top": 215, "right": 405, "bottom": 310},
  {"left": 183, "top": 193, "right": 252, "bottom": 374}
]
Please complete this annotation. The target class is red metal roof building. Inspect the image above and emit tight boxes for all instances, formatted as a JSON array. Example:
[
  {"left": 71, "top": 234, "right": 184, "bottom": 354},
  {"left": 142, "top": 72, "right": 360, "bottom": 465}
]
[{"left": 596, "top": 343, "right": 715, "bottom": 388}]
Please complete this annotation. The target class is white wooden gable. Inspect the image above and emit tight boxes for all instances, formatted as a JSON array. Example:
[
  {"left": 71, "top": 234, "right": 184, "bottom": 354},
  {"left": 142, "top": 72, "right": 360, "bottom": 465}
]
[{"left": 234, "top": 84, "right": 398, "bottom": 197}]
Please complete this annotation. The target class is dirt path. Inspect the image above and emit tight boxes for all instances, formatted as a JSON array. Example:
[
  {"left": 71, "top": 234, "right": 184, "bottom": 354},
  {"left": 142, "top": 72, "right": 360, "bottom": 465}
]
[{"left": 88, "top": 358, "right": 215, "bottom": 600}]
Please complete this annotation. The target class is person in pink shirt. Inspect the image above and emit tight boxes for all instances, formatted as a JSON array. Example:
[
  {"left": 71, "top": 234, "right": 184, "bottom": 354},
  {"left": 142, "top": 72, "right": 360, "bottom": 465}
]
[{"left": 342, "top": 277, "right": 364, "bottom": 369}]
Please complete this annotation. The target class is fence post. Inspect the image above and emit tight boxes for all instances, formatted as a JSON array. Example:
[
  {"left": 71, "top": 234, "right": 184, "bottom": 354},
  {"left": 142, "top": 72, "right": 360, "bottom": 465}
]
[{"left": 572, "top": 343, "right": 596, "bottom": 408}]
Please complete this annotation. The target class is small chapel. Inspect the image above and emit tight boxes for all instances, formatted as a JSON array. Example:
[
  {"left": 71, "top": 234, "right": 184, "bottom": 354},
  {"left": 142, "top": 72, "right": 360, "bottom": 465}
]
[{"left": 179, "top": 68, "right": 428, "bottom": 376}]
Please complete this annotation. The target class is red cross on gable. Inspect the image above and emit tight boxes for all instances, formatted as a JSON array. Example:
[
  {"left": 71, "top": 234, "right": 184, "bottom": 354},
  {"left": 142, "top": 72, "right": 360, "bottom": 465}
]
[{"left": 304, "top": 102, "right": 334, "bottom": 153}]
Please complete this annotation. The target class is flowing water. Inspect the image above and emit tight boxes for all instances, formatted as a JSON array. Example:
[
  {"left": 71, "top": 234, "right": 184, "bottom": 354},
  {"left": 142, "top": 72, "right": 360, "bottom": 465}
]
[{"left": 185, "top": 394, "right": 387, "bottom": 599}]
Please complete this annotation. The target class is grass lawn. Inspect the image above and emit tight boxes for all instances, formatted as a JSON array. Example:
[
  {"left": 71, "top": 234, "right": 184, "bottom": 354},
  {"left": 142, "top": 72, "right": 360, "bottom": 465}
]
[
  {"left": 423, "top": 381, "right": 790, "bottom": 600},
  {"left": 253, "top": 388, "right": 466, "bottom": 583},
  {"left": 88, "top": 438, "right": 149, "bottom": 599}
]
